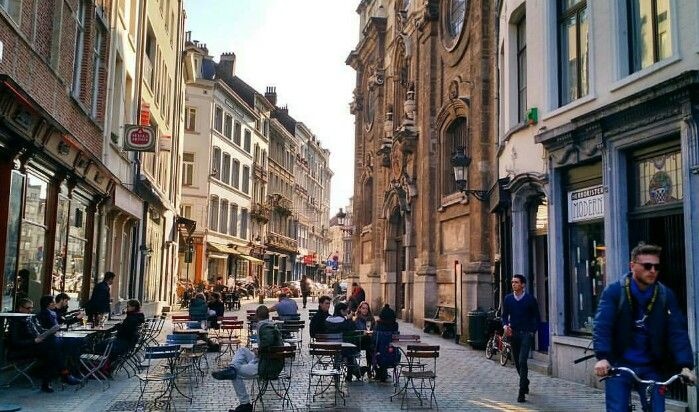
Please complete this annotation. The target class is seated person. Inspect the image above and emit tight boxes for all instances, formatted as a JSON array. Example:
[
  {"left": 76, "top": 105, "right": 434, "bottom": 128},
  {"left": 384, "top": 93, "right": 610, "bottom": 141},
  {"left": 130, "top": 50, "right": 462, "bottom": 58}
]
[
  {"left": 213, "top": 276, "right": 227, "bottom": 293},
  {"left": 309, "top": 295, "right": 331, "bottom": 339},
  {"left": 353, "top": 301, "right": 376, "bottom": 378},
  {"left": 211, "top": 305, "right": 284, "bottom": 412},
  {"left": 9, "top": 298, "right": 80, "bottom": 393},
  {"left": 325, "top": 302, "right": 361, "bottom": 381},
  {"left": 53, "top": 292, "right": 83, "bottom": 327},
  {"left": 373, "top": 304, "right": 400, "bottom": 382},
  {"left": 268, "top": 292, "right": 298, "bottom": 320},
  {"left": 188, "top": 293, "right": 208, "bottom": 323},
  {"left": 208, "top": 292, "right": 225, "bottom": 328},
  {"left": 97, "top": 299, "right": 145, "bottom": 366}
]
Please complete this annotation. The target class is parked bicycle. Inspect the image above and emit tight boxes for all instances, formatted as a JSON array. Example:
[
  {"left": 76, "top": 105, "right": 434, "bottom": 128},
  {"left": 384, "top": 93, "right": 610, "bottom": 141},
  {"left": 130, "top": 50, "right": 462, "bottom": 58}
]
[
  {"left": 600, "top": 367, "right": 691, "bottom": 412},
  {"left": 485, "top": 327, "right": 511, "bottom": 366}
]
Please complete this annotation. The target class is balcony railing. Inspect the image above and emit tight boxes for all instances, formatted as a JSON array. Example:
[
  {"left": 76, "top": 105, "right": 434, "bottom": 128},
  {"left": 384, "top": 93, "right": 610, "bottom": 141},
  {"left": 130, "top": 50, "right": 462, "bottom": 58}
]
[
  {"left": 266, "top": 232, "right": 297, "bottom": 253},
  {"left": 267, "top": 193, "right": 293, "bottom": 216},
  {"left": 251, "top": 202, "right": 271, "bottom": 223}
]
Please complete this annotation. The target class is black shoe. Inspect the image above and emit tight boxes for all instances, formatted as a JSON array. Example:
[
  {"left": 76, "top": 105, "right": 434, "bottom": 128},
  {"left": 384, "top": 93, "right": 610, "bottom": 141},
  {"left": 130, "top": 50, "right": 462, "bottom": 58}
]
[
  {"left": 212, "top": 367, "right": 237, "bottom": 380},
  {"left": 517, "top": 391, "right": 526, "bottom": 403},
  {"left": 62, "top": 374, "right": 81, "bottom": 385},
  {"left": 234, "top": 403, "right": 253, "bottom": 412},
  {"left": 41, "top": 382, "right": 54, "bottom": 393}
]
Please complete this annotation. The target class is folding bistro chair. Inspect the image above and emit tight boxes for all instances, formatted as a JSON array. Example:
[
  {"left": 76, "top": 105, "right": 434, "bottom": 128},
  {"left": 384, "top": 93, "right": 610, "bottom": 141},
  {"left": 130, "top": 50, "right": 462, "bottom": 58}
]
[
  {"left": 136, "top": 345, "right": 188, "bottom": 411},
  {"left": 1, "top": 351, "right": 37, "bottom": 388},
  {"left": 214, "top": 320, "right": 243, "bottom": 366},
  {"left": 77, "top": 334, "right": 116, "bottom": 390},
  {"left": 392, "top": 345, "right": 440, "bottom": 409},
  {"left": 248, "top": 345, "right": 296, "bottom": 411},
  {"left": 307, "top": 342, "right": 345, "bottom": 408}
]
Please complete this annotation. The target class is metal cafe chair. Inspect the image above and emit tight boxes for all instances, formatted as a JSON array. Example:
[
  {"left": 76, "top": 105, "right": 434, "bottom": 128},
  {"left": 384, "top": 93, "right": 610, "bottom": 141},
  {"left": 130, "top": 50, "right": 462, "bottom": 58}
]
[
  {"left": 1, "top": 353, "right": 37, "bottom": 388},
  {"left": 391, "top": 345, "right": 440, "bottom": 409},
  {"left": 307, "top": 342, "right": 345, "bottom": 408},
  {"left": 136, "top": 344, "right": 190, "bottom": 411},
  {"left": 249, "top": 345, "right": 297, "bottom": 411},
  {"left": 77, "top": 334, "right": 116, "bottom": 390},
  {"left": 214, "top": 320, "right": 244, "bottom": 366}
]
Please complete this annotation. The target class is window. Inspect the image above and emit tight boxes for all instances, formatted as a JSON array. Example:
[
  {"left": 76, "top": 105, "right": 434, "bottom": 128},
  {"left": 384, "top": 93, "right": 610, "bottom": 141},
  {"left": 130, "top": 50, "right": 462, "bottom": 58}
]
[
  {"left": 221, "top": 153, "right": 231, "bottom": 185},
  {"left": 231, "top": 160, "right": 240, "bottom": 189},
  {"left": 91, "top": 22, "right": 106, "bottom": 117},
  {"left": 182, "top": 152, "right": 194, "bottom": 186},
  {"left": 180, "top": 204, "right": 192, "bottom": 219},
  {"left": 632, "top": 148, "right": 683, "bottom": 208},
  {"left": 220, "top": 200, "right": 229, "bottom": 234},
  {"left": 209, "top": 196, "right": 219, "bottom": 230},
  {"left": 443, "top": 0, "right": 466, "bottom": 48},
  {"left": 233, "top": 121, "right": 241, "bottom": 145},
  {"left": 254, "top": 144, "right": 260, "bottom": 164},
  {"left": 185, "top": 107, "right": 196, "bottom": 131},
  {"left": 224, "top": 114, "right": 232, "bottom": 139},
  {"left": 244, "top": 129, "right": 251, "bottom": 152},
  {"left": 240, "top": 208, "right": 249, "bottom": 239},
  {"left": 558, "top": 0, "right": 588, "bottom": 106},
  {"left": 230, "top": 204, "right": 238, "bottom": 236},
  {"left": 242, "top": 166, "right": 250, "bottom": 194},
  {"left": 442, "top": 118, "right": 467, "bottom": 196},
  {"left": 72, "top": 0, "right": 87, "bottom": 96},
  {"left": 516, "top": 16, "right": 527, "bottom": 123},
  {"left": 211, "top": 147, "right": 221, "bottom": 180},
  {"left": 214, "top": 106, "right": 223, "bottom": 132},
  {"left": 0, "top": 0, "right": 21, "bottom": 24},
  {"left": 628, "top": 0, "right": 672, "bottom": 73}
]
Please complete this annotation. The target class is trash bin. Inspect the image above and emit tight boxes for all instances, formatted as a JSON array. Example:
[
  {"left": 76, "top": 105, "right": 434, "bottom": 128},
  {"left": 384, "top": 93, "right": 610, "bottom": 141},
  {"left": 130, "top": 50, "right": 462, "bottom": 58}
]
[{"left": 467, "top": 309, "right": 488, "bottom": 349}]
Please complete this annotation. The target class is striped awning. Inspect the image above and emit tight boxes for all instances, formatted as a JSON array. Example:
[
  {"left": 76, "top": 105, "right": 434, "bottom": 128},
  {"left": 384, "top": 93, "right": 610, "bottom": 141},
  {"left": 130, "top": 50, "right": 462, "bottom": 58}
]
[{"left": 238, "top": 254, "right": 263, "bottom": 264}]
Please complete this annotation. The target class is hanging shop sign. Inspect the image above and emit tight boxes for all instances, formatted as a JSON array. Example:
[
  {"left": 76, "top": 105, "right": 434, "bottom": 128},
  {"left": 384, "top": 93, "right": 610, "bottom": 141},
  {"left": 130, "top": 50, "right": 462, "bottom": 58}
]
[
  {"left": 123, "top": 124, "right": 156, "bottom": 152},
  {"left": 568, "top": 185, "right": 604, "bottom": 223}
]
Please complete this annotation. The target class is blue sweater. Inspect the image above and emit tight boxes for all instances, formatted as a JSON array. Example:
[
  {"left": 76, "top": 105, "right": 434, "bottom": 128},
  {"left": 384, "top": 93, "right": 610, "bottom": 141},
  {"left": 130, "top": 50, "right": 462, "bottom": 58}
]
[{"left": 501, "top": 292, "right": 540, "bottom": 333}]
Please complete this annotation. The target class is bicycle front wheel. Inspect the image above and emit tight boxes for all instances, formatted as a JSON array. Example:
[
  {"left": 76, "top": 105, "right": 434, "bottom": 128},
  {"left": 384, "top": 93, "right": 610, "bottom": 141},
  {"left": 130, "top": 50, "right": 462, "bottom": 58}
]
[
  {"left": 500, "top": 346, "right": 511, "bottom": 366},
  {"left": 485, "top": 337, "right": 495, "bottom": 359}
]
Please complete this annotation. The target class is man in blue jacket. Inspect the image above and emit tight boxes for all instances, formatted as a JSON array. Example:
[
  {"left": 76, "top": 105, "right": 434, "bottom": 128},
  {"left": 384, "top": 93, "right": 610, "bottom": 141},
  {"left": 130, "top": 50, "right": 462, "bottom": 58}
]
[
  {"left": 593, "top": 243, "right": 695, "bottom": 411},
  {"left": 502, "top": 274, "right": 540, "bottom": 403}
]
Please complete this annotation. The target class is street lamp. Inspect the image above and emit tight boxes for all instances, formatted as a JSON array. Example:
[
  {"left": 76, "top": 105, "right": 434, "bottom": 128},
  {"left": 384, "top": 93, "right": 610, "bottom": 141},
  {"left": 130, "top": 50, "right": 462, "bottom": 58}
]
[{"left": 451, "top": 147, "right": 488, "bottom": 202}]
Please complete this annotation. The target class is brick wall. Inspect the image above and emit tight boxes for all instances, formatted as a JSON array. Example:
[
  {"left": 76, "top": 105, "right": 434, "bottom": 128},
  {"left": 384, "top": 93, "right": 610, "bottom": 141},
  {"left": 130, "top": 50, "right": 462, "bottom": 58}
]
[{"left": 0, "top": 0, "right": 112, "bottom": 159}]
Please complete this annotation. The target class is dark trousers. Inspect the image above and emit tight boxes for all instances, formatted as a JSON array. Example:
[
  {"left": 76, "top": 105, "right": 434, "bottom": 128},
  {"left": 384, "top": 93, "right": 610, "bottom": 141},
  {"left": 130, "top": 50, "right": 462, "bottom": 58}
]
[
  {"left": 510, "top": 331, "right": 533, "bottom": 392},
  {"left": 302, "top": 292, "right": 309, "bottom": 308}
]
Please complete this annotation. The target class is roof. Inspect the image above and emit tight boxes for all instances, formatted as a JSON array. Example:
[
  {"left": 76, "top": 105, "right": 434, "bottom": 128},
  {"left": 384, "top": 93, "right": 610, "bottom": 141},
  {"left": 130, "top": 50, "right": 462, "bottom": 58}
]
[
  {"left": 272, "top": 106, "right": 296, "bottom": 135},
  {"left": 214, "top": 64, "right": 257, "bottom": 109}
]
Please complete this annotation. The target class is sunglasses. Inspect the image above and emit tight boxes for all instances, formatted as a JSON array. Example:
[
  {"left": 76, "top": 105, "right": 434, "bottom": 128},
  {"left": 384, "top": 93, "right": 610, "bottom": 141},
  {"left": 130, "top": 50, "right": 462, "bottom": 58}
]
[
  {"left": 636, "top": 262, "right": 661, "bottom": 271},
  {"left": 22, "top": 306, "right": 33, "bottom": 310}
]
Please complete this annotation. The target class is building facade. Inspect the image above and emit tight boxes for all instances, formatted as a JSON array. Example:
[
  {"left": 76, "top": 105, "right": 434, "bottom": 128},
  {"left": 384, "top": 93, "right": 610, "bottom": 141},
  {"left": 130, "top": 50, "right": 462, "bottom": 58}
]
[
  {"left": 497, "top": 0, "right": 699, "bottom": 407},
  {"left": 179, "top": 43, "right": 268, "bottom": 290},
  {"left": 347, "top": 0, "right": 497, "bottom": 339},
  {"left": 0, "top": 0, "right": 116, "bottom": 312}
]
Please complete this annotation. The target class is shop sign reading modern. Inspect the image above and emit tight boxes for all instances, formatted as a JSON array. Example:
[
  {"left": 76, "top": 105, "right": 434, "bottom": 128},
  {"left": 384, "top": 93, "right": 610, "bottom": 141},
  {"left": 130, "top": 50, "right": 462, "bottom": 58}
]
[
  {"left": 568, "top": 185, "right": 604, "bottom": 223},
  {"left": 123, "top": 124, "right": 156, "bottom": 152}
]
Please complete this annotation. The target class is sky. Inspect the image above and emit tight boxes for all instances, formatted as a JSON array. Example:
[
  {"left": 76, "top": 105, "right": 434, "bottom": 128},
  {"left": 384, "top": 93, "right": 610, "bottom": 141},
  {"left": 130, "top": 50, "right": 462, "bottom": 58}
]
[{"left": 184, "top": 0, "right": 359, "bottom": 214}]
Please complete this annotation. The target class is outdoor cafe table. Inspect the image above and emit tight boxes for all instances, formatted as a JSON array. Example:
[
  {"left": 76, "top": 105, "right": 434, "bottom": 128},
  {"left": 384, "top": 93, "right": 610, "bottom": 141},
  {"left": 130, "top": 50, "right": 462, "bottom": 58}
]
[
  {"left": 312, "top": 341, "right": 357, "bottom": 349},
  {"left": 173, "top": 328, "right": 208, "bottom": 335}
]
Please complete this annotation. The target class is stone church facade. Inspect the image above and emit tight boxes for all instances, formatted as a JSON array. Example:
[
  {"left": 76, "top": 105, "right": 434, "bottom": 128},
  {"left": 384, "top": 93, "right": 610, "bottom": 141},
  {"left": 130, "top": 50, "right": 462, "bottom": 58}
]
[{"left": 347, "top": 0, "right": 497, "bottom": 339}]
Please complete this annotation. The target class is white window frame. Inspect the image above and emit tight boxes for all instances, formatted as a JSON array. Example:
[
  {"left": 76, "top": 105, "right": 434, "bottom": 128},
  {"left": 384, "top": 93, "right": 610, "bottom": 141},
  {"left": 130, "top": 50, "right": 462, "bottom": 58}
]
[
  {"left": 182, "top": 152, "right": 194, "bottom": 186},
  {"left": 72, "top": 0, "right": 87, "bottom": 97}
]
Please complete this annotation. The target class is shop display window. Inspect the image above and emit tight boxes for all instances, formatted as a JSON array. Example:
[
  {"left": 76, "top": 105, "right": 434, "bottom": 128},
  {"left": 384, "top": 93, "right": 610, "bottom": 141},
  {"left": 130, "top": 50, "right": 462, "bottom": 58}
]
[
  {"left": 17, "top": 173, "right": 49, "bottom": 309},
  {"left": 2, "top": 171, "right": 25, "bottom": 312},
  {"left": 567, "top": 222, "right": 605, "bottom": 333}
]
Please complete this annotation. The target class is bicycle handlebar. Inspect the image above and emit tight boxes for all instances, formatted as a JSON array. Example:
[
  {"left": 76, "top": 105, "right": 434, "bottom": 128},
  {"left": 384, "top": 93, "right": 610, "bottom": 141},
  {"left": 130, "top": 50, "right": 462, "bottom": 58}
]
[{"left": 603, "top": 367, "right": 686, "bottom": 387}]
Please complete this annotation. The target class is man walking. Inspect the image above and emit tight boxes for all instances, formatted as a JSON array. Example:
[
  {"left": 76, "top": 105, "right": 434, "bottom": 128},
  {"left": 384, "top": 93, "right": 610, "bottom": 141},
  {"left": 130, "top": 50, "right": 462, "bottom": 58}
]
[
  {"left": 300, "top": 274, "right": 311, "bottom": 309},
  {"left": 212, "top": 305, "right": 284, "bottom": 412},
  {"left": 502, "top": 274, "right": 540, "bottom": 403},
  {"left": 593, "top": 243, "right": 695, "bottom": 411}
]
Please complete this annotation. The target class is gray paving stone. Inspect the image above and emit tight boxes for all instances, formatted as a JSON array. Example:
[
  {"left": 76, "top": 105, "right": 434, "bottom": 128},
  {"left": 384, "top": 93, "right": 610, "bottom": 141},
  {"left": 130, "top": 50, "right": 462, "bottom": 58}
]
[{"left": 0, "top": 298, "right": 607, "bottom": 411}]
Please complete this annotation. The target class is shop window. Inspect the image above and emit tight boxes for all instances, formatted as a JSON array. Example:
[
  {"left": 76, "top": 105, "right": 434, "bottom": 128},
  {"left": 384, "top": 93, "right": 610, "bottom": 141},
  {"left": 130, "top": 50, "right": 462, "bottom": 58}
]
[
  {"left": 2, "top": 171, "right": 25, "bottom": 311},
  {"left": 64, "top": 195, "right": 90, "bottom": 303},
  {"left": 52, "top": 183, "right": 70, "bottom": 298},
  {"left": 632, "top": 149, "right": 682, "bottom": 208}
]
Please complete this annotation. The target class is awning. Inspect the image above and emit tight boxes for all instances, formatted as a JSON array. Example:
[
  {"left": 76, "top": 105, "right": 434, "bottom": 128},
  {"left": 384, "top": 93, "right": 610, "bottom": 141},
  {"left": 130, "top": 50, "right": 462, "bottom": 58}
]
[
  {"left": 208, "top": 253, "right": 229, "bottom": 260},
  {"left": 207, "top": 242, "right": 239, "bottom": 255},
  {"left": 238, "top": 255, "right": 263, "bottom": 264}
]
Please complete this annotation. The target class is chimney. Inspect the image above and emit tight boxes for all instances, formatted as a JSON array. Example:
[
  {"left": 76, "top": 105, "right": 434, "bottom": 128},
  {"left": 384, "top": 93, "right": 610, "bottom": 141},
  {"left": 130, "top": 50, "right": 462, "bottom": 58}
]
[
  {"left": 280, "top": 104, "right": 288, "bottom": 114},
  {"left": 219, "top": 52, "right": 236, "bottom": 77},
  {"left": 265, "top": 86, "right": 277, "bottom": 106}
]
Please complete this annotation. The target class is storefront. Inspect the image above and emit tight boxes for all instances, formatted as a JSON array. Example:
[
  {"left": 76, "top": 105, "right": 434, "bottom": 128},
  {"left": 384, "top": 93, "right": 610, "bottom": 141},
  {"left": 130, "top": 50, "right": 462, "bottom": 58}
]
[
  {"left": 537, "top": 72, "right": 699, "bottom": 401},
  {"left": 0, "top": 78, "right": 114, "bottom": 312}
]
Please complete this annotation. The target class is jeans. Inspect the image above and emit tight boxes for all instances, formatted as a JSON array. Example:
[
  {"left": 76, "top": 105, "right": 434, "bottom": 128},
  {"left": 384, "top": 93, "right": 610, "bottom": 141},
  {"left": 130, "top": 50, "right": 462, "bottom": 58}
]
[
  {"left": 510, "top": 331, "right": 533, "bottom": 392},
  {"left": 604, "top": 365, "right": 664, "bottom": 412},
  {"left": 229, "top": 347, "right": 259, "bottom": 404}
]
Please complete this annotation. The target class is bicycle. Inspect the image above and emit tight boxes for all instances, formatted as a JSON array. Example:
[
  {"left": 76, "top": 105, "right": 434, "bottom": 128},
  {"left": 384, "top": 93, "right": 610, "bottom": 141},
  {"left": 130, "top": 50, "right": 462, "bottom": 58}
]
[
  {"left": 600, "top": 366, "right": 691, "bottom": 412},
  {"left": 484, "top": 330, "right": 511, "bottom": 366}
]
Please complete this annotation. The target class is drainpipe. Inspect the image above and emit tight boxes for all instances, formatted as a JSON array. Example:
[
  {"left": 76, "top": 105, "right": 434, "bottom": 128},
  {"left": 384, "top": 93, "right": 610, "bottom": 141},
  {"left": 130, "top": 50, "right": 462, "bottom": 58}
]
[{"left": 135, "top": 0, "right": 148, "bottom": 302}]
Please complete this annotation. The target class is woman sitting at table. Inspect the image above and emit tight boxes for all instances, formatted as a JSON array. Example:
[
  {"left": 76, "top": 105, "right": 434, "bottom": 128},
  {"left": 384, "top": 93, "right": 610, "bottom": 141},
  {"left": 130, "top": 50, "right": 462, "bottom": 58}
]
[
  {"left": 353, "top": 301, "right": 375, "bottom": 378},
  {"left": 208, "top": 292, "right": 225, "bottom": 328},
  {"left": 373, "top": 304, "right": 400, "bottom": 382},
  {"left": 189, "top": 292, "right": 208, "bottom": 323}
]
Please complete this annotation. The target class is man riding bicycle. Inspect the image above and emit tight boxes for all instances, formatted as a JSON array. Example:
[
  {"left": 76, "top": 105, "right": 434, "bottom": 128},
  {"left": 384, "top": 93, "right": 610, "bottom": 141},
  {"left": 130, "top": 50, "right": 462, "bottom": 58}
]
[{"left": 593, "top": 243, "right": 695, "bottom": 411}]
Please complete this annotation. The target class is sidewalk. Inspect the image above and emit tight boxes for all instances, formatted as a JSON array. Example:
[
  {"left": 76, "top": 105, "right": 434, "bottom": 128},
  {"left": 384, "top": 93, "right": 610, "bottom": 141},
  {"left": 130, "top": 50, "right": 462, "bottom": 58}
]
[{"left": 1, "top": 297, "right": 608, "bottom": 411}]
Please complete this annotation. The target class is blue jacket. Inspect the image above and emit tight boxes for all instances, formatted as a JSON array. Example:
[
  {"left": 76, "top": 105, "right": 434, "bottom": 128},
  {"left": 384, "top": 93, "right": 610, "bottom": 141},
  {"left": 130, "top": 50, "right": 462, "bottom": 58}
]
[{"left": 593, "top": 274, "right": 694, "bottom": 371}]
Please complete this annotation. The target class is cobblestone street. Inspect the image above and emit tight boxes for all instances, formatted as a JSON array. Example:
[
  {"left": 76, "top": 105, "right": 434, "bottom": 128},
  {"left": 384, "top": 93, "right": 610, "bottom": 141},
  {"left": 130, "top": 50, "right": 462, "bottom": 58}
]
[{"left": 1, "top": 299, "right": 607, "bottom": 411}]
